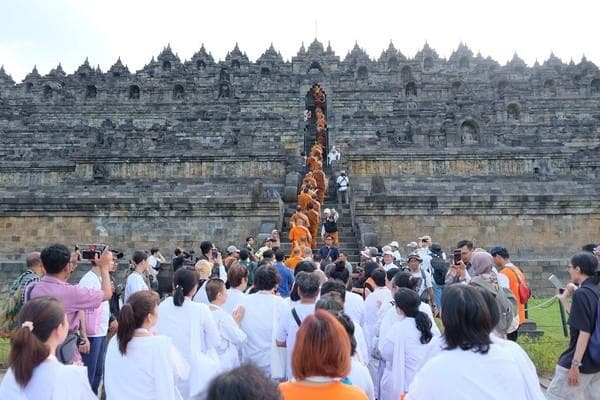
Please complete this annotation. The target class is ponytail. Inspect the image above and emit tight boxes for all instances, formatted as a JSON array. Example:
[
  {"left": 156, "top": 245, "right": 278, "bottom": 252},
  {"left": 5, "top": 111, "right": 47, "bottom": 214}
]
[
  {"left": 394, "top": 288, "right": 433, "bottom": 344},
  {"left": 172, "top": 268, "right": 198, "bottom": 306},
  {"left": 414, "top": 311, "right": 433, "bottom": 344},
  {"left": 9, "top": 297, "right": 64, "bottom": 387},
  {"left": 173, "top": 285, "right": 185, "bottom": 306},
  {"left": 117, "top": 290, "right": 160, "bottom": 355},
  {"left": 117, "top": 303, "right": 136, "bottom": 355}
]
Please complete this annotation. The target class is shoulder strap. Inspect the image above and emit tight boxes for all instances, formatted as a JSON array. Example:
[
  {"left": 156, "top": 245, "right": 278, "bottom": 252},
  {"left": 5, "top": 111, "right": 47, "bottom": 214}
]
[{"left": 291, "top": 307, "right": 302, "bottom": 327}]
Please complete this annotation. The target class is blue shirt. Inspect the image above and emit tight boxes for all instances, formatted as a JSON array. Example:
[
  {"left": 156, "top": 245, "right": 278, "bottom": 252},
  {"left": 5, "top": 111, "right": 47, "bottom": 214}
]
[
  {"left": 318, "top": 245, "right": 339, "bottom": 262},
  {"left": 275, "top": 262, "right": 295, "bottom": 298}
]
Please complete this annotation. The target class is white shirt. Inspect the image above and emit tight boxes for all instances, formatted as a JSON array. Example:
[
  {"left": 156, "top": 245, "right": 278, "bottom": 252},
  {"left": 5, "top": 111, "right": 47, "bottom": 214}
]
[
  {"left": 348, "top": 356, "right": 374, "bottom": 400},
  {"left": 336, "top": 175, "right": 349, "bottom": 191},
  {"left": 276, "top": 302, "right": 315, "bottom": 379},
  {"left": 364, "top": 287, "right": 392, "bottom": 349},
  {"left": 210, "top": 304, "right": 247, "bottom": 372},
  {"left": 410, "top": 268, "right": 433, "bottom": 297},
  {"left": 124, "top": 271, "right": 148, "bottom": 302},
  {"left": 192, "top": 282, "right": 209, "bottom": 304},
  {"left": 147, "top": 255, "right": 158, "bottom": 269},
  {"left": 157, "top": 297, "right": 220, "bottom": 398},
  {"left": 380, "top": 317, "right": 437, "bottom": 400},
  {"left": 382, "top": 263, "right": 397, "bottom": 272},
  {"left": 223, "top": 288, "right": 246, "bottom": 314},
  {"left": 328, "top": 150, "right": 341, "bottom": 165},
  {"left": 406, "top": 340, "right": 545, "bottom": 400},
  {"left": 0, "top": 357, "right": 95, "bottom": 400},
  {"left": 104, "top": 335, "right": 189, "bottom": 400},
  {"left": 79, "top": 270, "right": 110, "bottom": 337},
  {"left": 345, "top": 290, "right": 366, "bottom": 327},
  {"left": 240, "top": 291, "right": 286, "bottom": 376}
]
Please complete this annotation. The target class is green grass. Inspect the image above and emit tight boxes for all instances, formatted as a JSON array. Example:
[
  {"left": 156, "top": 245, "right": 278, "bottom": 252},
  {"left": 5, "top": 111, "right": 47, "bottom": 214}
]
[{"left": 518, "top": 297, "right": 569, "bottom": 377}]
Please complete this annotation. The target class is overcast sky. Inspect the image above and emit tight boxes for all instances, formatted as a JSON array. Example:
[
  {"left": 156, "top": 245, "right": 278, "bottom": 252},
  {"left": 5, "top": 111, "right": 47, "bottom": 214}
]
[{"left": 1, "top": 0, "right": 599, "bottom": 82}]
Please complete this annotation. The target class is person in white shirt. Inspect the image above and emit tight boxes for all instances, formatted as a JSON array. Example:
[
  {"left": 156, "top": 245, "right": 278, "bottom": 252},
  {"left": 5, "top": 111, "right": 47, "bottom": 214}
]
[
  {"left": 0, "top": 297, "right": 96, "bottom": 400},
  {"left": 124, "top": 251, "right": 150, "bottom": 302},
  {"left": 105, "top": 290, "right": 189, "bottom": 400},
  {"left": 325, "top": 261, "right": 365, "bottom": 327},
  {"left": 146, "top": 247, "right": 166, "bottom": 288},
  {"left": 328, "top": 145, "right": 341, "bottom": 166},
  {"left": 207, "top": 278, "right": 247, "bottom": 372},
  {"left": 380, "top": 288, "right": 437, "bottom": 400},
  {"left": 223, "top": 262, "right": 248, "bottom": 314},
  {"left": 79, "top": 256, "right": 117, "bottom": 393},
  {"left": 335, "top": 312, "right": 375, "bottom": 400},
  {"left": 276, "top": 271, "right": 320, "bottom": 379},
  {"left": 157, "top": 269, "right": 221, "bottom": 399},
  {"left": 389, "top": 241, "right": 403, "bottom": 263},
  {"left": 406, "top": 253, "right": 435, "bottom": 310},
  {"left": 336, "top": 171, "right": 349, "bottom": 206},
  {"left": 382, "top": 251, "right": 398, "bottom": 272},
  {"left": 406, "top": 285, "right": 544, "bottom": 400},
  {"left": 362, "top": 269, "right": 393, "bottom": 397},
  {"left": 239, "top": 265, "right": 286, "bottom": 377}
]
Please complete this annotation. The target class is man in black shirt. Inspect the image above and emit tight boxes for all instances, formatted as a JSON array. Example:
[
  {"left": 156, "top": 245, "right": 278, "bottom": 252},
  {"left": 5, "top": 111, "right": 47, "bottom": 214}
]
[{"left": 547, "top": 251, "right": 600, "bottom": 399}]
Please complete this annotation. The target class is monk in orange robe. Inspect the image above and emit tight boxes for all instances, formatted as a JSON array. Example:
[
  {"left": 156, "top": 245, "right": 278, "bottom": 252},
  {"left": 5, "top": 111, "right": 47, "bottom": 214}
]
[
  {"left": 310, "top": 194, "right": 321, "bottom": 215},
  {"left": 285, "top": 247, "right": 303, "bottom": 270},
  {"left": 289, "top": 205, "right": 310, "bottom": 228},
  {"left": 306, "top": 202, "right": 320, "bottom": 249},
  {"left": 312, "top": 169, "right": 327, "bottom": 203},
  {"left": 303, "top": 172, "right": 317, "bottom": 190},
  {"left": 297, "top": 188, "right": 312, "bottom": 211},
  {"left": 306, "top": 155, "right": 321, "bottom": 172},
  {"left": 288, "top": 219, "right": 312, "bottom": 255}
]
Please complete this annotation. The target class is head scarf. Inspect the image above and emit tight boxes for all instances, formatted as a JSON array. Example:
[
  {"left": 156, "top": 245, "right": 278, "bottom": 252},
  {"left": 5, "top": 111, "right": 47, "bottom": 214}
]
[{"left": 470, "top": 251, "right": 498, "bottom": 286}]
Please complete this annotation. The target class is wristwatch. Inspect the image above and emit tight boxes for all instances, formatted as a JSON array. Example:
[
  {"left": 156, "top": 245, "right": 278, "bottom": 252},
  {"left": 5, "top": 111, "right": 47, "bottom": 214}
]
[{"left": 571, "top": 359, "right": 582, "bottom": 368}]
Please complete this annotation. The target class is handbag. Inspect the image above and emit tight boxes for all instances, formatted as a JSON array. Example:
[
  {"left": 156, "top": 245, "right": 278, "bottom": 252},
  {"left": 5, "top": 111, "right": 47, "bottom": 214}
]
[
  {"left": 270, "top": 301, "right": 286, "bottom": 380},
  {"left": 56, "top": 331, "right": 80, "bottom": 364}
]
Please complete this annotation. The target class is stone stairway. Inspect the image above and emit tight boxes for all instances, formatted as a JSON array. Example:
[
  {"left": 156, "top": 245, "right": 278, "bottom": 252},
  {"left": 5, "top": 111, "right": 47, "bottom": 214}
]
[{"left": 279, "top": 187, "right": 362, "bottom": 266}]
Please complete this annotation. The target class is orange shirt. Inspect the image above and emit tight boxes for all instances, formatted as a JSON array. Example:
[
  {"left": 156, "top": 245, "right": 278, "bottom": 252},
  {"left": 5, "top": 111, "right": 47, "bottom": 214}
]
[
  {"left": 499, "top": 264, "right": 526, "bottom": 324},
  {"left": 298, "top": 193, "right": 312, "bottom": 210},
  {"left": 279, "top": 381, "right": 367, "bottom": 400},
  {"left": 290, "top": 211, "right": 310, "bottom": 228}
]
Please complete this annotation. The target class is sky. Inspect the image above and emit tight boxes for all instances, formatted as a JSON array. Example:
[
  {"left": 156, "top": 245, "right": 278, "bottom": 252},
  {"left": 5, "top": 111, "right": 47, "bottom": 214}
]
[{"left": 1, "top": 0, "right": 599, "bottom": 82}]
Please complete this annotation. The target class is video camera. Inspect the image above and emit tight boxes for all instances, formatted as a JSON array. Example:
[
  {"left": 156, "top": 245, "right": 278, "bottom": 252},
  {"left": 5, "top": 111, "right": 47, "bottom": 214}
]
[{"left": 76, "top": 244, "right": 124, "bottom": 260}]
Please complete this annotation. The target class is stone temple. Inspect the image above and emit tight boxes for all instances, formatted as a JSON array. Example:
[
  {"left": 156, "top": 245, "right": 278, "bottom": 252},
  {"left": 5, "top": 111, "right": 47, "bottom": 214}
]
[{"left": 0, "top": 39, "right": 599, "bottom": 294}]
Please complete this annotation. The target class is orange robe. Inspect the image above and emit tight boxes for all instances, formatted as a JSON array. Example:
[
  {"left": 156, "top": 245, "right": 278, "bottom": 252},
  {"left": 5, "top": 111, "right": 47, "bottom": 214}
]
[
  {"left": 285, "top": 255, "right": 303, "bottom": 270},
  {"left": 307, "top": 209, "right": 321, "bottom": 249},
  {"left": 288, "top": 226, "right": 312, "bottom": 254},
  {"left": 303, "top": 176, "right": 317, "bottom": 190},
  {"left": 298, "top": 192, "right": 312, "bottom": 211},
  {"left": 310, "top": 199, "right": 321, "bottom": 215},
  {"left": 312, "top": 170, "right": 327, "bottom": 203},
  {"left": 306, "top": 156, "right": 321, "bottom": 171},
  {"left": 289, "top": 211, "right": 309, "bottom": 229}
]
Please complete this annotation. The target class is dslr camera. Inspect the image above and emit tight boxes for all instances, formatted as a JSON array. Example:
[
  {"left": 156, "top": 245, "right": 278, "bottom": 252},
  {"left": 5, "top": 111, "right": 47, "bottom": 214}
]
[{"left": 76, "top": 244, "right": 124, "bottom": 260}]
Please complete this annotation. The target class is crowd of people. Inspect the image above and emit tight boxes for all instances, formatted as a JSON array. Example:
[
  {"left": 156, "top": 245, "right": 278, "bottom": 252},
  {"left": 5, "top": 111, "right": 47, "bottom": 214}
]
[{"left": 0, "top": 235, "right": 598, "bottom": 399}]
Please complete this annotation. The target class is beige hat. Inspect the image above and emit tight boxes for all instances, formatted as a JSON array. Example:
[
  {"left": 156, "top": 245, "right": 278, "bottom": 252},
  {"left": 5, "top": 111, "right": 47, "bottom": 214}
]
[
  {"left": 194, "top": 260, "right": 212, "bottom": 280},
  {"left": 389, "top": 241, "right": 400, "bottom": 248}
]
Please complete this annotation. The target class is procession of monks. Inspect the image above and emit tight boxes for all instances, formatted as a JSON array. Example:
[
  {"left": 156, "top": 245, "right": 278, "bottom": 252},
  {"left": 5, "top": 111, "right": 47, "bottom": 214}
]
[{"left": 287, "top": 85, "right": 329, "bottom": 264}]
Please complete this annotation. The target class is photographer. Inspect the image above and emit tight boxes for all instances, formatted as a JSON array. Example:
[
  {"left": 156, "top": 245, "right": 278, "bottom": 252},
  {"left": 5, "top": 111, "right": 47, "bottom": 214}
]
[
  {"left": 27, "top": 244, "right": 113, "bottom": 364},
  {"left": 336, "top": 170, "right": 349, "bottom": 207},
  {"left": 321, "top": 208, "right": 340, "bottom": 247},
  {"left": 172, "top": 248, "right": 185, "bottom": 272},
  {"left": 198, "top": 241, "right": 227, "bottom": 282}
]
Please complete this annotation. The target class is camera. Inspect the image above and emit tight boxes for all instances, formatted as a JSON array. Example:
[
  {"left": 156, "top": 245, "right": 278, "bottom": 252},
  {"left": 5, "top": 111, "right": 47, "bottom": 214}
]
[{"left": 76, "top": 244, "right": 124, "bottom": 260}]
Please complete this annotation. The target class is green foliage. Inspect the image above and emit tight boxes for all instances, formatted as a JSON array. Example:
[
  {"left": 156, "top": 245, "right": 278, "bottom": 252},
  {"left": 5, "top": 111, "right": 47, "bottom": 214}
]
[{"left": 518, "top": 297, "right": 569, "bottom": 376}]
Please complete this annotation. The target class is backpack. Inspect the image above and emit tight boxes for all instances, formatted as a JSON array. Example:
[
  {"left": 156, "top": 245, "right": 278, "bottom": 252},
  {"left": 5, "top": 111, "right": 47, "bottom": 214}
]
[
  {"left": 581, "top": 285, "right": 600, "bottom": 364},
  {"left": 0, "top": 272, "right": 38, "bottom": 334},
  {"left": 471, "top": 276, "right": 519, "bottom": 335},
  {"left": 504, "top": 265, "right": 532, "bottom": 304},
  {"left": 323, "top": 219, "right": 337, "bottom": 233},
  {"left": 430, "top": 253, "right": 449, "bottom": 285}
]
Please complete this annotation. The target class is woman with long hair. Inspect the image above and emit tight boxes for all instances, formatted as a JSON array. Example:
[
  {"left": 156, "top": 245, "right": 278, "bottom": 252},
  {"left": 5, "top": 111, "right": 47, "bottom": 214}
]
[
  {"left": 104, "top": 290, "right": 189, "bottom": 400},
  {"left": 0, "top": 297, "right": 96, "bottom": 399},
  {"left": 157, "top": 268, "right": 220, "bottom": 399},
  {"left": 406, "top": 285, "right": 543, "bottom": 399},
  {"left": 279, "top": 310, "right": 367, "bottom": 399},
  {"left": 379, "top": 288, "right": 435, "bottom": 400}
]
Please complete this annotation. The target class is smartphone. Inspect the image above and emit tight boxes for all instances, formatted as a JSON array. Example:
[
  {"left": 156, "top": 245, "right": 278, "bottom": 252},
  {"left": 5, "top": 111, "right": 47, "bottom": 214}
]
[
  {"left": 211, "top": 248, "right": 218, "bottom": 260},
  {"left": 453, "top": 249, "right": 461, "bottom": 264},
  {"left": 548, "top": 274, "right": 564, "bottom": 290},
  {"left": 78, "top": 244, "right": 106, "bottom": 260}
]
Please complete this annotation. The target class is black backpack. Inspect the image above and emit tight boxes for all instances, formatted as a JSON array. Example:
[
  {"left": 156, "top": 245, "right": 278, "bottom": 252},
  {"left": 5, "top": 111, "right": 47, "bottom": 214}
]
[{"left": 430, "top": 253, "right": 449, "bottom": 285}]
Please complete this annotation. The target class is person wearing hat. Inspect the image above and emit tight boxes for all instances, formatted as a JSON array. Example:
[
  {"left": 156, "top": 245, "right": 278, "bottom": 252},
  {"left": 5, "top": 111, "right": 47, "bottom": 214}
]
[
  {"left": 407, "top": 253, "right": 435, "bottom": 310},
  {"left": 224, "top": 245, "right": 240, "bottom": 268},
  {"left": 389, "top": 241, "right": 403, "bottom": 263},
  {"left": 336, "top": 171, "right": 349, "bottom": 208},
  {"left": 382, "top": 251, "right": 397, "bottom": 272}
]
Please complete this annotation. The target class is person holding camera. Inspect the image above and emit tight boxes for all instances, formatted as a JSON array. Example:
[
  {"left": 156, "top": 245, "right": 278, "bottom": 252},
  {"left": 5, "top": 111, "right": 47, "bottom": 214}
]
[
  {"left": 27, "top": 244, "right": 113, "bottom": 364},
  {"left": 336, "top": 170, "right": 349, "bottom": 207},
  {"left": 322, "top": 208, "right": 340, "bottom": 247}
]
